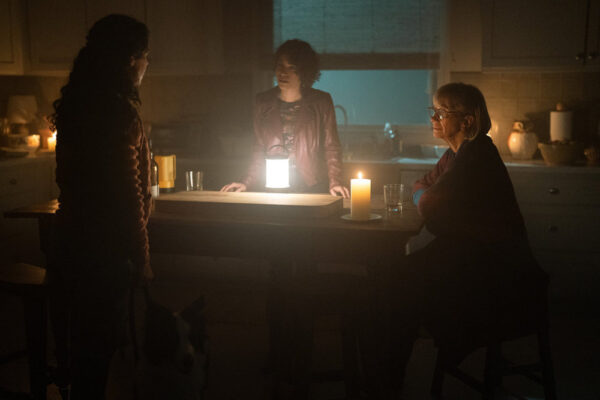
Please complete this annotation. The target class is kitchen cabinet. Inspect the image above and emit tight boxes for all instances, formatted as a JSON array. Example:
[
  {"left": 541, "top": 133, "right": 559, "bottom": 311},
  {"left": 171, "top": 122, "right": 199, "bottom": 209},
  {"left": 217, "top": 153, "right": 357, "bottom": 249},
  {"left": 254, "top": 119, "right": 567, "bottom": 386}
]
[
  {"left": 439, "top": 0, "right": 483, "bottom": 75},
  {"left": 0, "top": 0, "right": 24, "bottom": 75},
  {"left": 25, "top": 0, "right": 144, "bottom": 74},
  {"left": 83, "top": 0, "right": 145, "bottom": 30},
  {"left": 25, "top": 0, "right": 87, "bottom": 74},
  {"left": 509, "top": 167, "right": 600, "bottom": 304},
  {"left": 146, "top": 0, "right": 224, "bottom": 75},
  {"left": 21, "top": 0, "right": 223, "bottom": 75},
  {"left": 482, "top": 0, "right": 600, "bottom": 69},
  {"left": 0, "top": 156, "right": 58, "bottom": 267}
]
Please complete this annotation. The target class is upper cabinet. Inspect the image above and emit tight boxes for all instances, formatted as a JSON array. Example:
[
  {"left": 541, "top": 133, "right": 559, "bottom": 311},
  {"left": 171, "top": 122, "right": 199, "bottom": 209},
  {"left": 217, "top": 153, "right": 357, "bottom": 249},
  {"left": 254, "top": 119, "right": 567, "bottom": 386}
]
[
  {"left": 20, "top": 0, "right": 223, "bottom": 75},
  {"left": 482, "top": 0, "right": 600, "bottom": 69},
  {"left": 0, "top": 0, "right": 24, "bottom": 75},
  {"left": 26, "top": 0, "right": 87, "bottom": 74},
  {"left": 83, "top": 0, "right": 145, "bottom": 30},
  {"left": 146, "top": 0, "right": 223, "bottom": 75}
]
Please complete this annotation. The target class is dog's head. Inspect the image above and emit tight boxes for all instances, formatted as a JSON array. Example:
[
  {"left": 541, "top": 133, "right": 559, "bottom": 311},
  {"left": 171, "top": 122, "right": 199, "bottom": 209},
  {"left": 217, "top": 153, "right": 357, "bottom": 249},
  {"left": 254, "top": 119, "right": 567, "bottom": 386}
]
[{"left": 143, "top": 296, "right": 206, "bottom": 375}]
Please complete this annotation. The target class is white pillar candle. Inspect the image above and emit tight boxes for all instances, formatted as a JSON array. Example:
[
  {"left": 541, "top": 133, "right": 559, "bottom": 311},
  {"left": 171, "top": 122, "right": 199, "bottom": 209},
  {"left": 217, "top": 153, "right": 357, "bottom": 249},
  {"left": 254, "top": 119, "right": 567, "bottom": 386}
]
[{"left": 351, "top": 172, "right": 371, "bottom": 220}]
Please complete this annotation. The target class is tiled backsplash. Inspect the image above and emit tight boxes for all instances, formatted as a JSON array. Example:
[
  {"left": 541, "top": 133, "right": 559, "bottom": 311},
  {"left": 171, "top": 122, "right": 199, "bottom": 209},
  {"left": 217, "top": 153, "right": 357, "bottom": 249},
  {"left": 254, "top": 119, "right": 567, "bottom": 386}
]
[
  {"left": 451, "top": 71, "right": 600, "bottom": 155},
  {"left": 0, "top": 74, "right": 255, "bottom": 155},
  {"left": 2, "top": 70, "right": 599, "bottom": 157}
]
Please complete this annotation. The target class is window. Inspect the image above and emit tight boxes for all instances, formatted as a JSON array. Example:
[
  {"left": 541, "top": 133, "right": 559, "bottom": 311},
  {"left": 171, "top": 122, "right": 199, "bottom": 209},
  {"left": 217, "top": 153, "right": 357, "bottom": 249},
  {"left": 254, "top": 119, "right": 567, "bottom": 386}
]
[
  {"left": 273, "top": 0, "right": 442, "bottom": 127},
  {"left": 314, "top": 70, "right": 434, "bottom": 126}
]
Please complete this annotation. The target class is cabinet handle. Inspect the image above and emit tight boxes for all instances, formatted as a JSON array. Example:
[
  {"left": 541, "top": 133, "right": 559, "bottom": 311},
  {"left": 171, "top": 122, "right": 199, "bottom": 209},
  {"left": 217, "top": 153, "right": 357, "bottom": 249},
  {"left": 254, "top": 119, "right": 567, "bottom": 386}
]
[
  {"left": 9, "top": 178, "right": 17, "bottom": 185},
  {"left": 548, "top": 187, "right": 559, "bottom": 195},
  {"left": 547, "top": 225, "right": 558, "bottom": 233}
]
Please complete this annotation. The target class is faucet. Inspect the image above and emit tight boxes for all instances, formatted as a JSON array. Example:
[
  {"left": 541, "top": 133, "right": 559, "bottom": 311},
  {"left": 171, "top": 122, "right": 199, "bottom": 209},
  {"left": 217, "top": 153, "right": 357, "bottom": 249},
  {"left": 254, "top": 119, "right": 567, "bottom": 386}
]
[{"left": 334, "top": 104, "right": 348, "bottom": 129}]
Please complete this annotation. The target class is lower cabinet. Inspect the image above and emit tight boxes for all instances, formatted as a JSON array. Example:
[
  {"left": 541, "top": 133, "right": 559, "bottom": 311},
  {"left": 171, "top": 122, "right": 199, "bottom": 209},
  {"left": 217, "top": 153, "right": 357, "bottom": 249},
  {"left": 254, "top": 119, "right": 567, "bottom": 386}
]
[
  {"left": 0, "top": 156, "right": 58, "bottom": 267},
  {"left": 510, "top": 168, "right": 600, "bottom": 305}
]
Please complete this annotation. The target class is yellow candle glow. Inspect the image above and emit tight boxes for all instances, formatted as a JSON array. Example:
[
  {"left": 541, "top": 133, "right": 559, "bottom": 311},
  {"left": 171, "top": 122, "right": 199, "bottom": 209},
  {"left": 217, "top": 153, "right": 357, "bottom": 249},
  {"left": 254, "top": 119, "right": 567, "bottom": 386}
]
[
  {"left": 47, "top": 131, "right": 57, "bottom": 152},
  {"left": 26, "top": 134, "right": 40, "bottom": 149},
  {"left": 351, "top": 171, "right": 371, "bottom": 220}
]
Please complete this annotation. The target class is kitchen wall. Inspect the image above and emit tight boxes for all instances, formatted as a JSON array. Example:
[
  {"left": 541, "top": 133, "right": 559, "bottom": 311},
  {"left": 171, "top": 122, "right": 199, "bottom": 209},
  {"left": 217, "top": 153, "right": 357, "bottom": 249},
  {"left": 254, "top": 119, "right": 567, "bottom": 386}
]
[
  {"left": 451, "top": 70, "right": 600, "bottom": 155},
  {"left": 2, "top": 0, "right": 600, "bottom": 159},
  {"left": 0, "top": 73, "right": 255, "bottom": 155},
  {"left": 0, "top": 0, "right": 268, "bottom": 157},
  {"left": 2, "top": 70, "right": 599, "bottom": 158}
]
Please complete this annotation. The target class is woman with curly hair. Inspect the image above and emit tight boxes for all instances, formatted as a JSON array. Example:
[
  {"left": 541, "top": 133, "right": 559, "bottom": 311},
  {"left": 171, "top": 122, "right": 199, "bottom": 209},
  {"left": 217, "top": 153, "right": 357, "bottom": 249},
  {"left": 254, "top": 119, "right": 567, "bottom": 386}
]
[
  {"left": 222, "top": 39, "right": 349, "bottom": 197},
  {"left": 50, "top": 14, "right": 151, "bottom": 399},
  {"left": 221, "top": 39, "right": 349, "bottom": 397}
]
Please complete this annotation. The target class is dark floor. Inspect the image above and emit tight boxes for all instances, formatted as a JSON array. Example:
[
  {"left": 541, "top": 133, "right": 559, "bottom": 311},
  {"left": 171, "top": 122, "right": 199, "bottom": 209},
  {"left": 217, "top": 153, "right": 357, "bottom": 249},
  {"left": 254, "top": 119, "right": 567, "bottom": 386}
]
[{"left": 1, "top": 255, "right": 600, "bottom": 399}]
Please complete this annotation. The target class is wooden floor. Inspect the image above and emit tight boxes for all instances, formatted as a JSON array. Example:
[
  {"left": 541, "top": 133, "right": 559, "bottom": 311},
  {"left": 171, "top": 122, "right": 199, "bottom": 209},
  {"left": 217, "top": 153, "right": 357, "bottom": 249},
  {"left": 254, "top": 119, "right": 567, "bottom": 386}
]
[{"left": 1, "top": 255, "right": 599, "bottom": 399}]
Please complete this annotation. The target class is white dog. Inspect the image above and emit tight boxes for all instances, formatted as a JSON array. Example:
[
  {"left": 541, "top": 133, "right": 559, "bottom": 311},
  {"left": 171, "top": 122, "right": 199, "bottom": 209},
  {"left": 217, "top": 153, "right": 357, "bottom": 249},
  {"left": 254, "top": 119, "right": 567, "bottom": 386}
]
[{"left": 135, "top": 297, "right": 208, "bottom": 400}]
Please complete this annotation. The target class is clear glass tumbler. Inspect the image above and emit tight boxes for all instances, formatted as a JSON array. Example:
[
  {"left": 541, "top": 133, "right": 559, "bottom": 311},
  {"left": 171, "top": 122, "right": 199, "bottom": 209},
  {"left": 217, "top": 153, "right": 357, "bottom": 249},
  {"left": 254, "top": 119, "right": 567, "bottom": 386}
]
[
  {"left": 384, "top": 183, "right": 404, "bottom": 213},
  {"left": 185, "top": 170, "right": 203, "bottom": 191}
]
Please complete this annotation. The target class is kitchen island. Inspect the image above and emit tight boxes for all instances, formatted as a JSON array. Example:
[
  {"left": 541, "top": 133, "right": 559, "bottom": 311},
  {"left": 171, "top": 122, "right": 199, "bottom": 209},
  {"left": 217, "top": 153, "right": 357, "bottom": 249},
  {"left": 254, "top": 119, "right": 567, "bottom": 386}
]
[{"left": 176, "top": 154, "right": 600, "bottom": 305}]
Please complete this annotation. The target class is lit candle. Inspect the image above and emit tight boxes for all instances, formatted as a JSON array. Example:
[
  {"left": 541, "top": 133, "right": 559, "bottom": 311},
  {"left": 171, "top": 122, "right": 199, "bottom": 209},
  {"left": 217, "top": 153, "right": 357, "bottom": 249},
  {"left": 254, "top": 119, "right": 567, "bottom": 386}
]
[
  {"left": 26, "top": 134, "right": 40, "bottom": 149},
  {"left": 351, "top": 171, "right": 371, "bottom": 220},
  {"left": 47, "top": 131, "right": 57, "bottom": 152}
]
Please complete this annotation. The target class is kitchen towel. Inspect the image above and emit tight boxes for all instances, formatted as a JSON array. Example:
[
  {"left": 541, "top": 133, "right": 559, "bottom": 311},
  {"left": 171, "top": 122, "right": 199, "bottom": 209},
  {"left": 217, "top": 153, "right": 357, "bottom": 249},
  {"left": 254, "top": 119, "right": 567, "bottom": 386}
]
[{"left": 550, "top": 110, "right": 572, "bottom": 142}]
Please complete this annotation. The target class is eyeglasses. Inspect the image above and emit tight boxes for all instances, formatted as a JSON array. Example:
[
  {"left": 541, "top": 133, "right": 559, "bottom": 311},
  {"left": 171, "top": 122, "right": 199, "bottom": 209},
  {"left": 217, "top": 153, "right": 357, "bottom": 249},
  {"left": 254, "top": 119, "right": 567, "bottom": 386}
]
[{"left": 427, "top": 107, "right": 464, "bottom": 120}]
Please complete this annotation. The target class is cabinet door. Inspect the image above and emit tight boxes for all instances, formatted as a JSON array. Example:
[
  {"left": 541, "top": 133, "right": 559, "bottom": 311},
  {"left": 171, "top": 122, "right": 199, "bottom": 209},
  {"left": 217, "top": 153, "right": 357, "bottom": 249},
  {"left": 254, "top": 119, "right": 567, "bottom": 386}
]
[
  {"left": 26, "top": 0, "right": 87, "bottom": 74},
  {"left": 536, "top": 251, "right": 600, "bottom": 304},
  {"left": 482, "top": 0, "right": 598, "bottom": 69},
  {"left": 146, "top": 0, "right": 223, "bottom": 75},
  {"left": 84, "top": 0, "right": 146, "bottom": 28},
  {"left": 0, "top": 0, "right": 24, "bottom": 75}
]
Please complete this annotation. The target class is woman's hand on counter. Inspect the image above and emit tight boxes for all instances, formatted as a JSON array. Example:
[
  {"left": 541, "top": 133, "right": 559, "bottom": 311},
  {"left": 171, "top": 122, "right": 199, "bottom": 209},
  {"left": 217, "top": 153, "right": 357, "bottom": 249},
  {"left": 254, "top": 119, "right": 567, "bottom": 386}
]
[
  {"left": 221, "top": 182, "right": 247, "bottom": 192},
  {"left": 330, "top": 185, "right": 350, "bottom": 198}
]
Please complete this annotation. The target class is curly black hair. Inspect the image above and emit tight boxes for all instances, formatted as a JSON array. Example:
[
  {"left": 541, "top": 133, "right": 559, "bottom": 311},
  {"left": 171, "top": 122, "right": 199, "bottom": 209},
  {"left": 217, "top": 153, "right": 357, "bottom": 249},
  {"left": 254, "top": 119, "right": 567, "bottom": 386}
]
[
  {"left": 51, "top": 14, "right": 148, "bottom": 131},
  {"left": 275, "top": 39, "right": 321, "bottom": 88}
]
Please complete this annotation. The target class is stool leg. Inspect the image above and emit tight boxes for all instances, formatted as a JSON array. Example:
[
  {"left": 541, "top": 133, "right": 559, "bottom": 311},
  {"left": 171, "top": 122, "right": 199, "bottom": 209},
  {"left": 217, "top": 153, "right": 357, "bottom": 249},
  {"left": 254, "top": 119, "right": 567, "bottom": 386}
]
[
  {"left": 430, "top": 349, "right": 445, "bottom": 399},
  {"left": 538, "top": 328, "right": 557, "bottom": 400},
  {"left": 483, "top": 343, "right": 502, "bottom": 400},
  {"left": 23, "top": 296, "right": 47, "bottom": 400}
]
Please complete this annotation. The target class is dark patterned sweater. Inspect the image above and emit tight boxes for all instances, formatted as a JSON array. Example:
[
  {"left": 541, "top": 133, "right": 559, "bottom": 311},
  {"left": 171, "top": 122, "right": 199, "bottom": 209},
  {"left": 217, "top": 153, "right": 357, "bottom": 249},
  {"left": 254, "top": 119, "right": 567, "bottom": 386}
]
[{"left": 55, "top": 95, "right": 151, "bottom": 279}]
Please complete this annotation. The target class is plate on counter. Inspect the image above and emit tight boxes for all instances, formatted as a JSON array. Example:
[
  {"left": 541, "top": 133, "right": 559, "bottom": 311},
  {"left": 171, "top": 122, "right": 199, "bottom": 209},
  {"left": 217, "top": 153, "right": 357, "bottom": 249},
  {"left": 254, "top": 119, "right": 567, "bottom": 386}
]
[{"left": 341, "top": 213, "right": 382, "bottom": 222}]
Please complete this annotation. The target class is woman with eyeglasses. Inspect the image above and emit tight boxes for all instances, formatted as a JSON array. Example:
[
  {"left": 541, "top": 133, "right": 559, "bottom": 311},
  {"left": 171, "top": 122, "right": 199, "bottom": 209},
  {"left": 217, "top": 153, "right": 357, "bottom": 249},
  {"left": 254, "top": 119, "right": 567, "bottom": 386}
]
[{"left": 383, "top": 83, "right": 548, "bottom": 395}]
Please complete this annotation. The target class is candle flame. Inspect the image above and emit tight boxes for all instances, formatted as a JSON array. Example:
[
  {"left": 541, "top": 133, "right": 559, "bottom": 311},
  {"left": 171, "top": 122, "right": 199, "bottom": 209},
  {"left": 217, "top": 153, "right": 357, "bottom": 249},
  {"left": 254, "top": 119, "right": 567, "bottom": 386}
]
[
  {"left": 52, "top": 130, "right": 57, "bottom": 139},
  {"left": 358, "top": 171, "right": 363, "bottom": 179}
]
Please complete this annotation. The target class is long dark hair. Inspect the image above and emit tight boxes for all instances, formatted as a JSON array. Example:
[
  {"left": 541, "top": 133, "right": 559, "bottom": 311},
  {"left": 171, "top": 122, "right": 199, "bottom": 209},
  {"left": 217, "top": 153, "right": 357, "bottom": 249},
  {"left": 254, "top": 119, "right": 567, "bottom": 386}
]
[{"left": 51, "top": 14, "right": 148, "bottom": 132}]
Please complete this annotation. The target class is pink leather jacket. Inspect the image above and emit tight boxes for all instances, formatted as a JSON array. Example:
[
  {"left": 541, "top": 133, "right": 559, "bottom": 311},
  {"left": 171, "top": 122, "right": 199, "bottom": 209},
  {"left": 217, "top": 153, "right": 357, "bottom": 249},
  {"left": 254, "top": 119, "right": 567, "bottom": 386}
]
[{"left": 242, "top": 87, "right": 344, "bottom": 190}]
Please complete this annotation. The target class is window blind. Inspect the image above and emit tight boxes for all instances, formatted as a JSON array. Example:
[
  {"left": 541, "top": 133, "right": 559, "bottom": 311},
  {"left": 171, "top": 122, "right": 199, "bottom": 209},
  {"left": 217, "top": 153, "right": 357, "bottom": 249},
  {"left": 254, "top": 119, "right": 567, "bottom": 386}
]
[{"left": 273, "top": 0, "right": 442, "bottom": 69}]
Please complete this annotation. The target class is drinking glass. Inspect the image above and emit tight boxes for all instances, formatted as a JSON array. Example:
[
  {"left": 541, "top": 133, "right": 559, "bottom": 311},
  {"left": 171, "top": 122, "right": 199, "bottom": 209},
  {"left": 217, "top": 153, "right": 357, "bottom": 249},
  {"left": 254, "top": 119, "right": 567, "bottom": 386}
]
[
  {"left": 185, "top": 170, "right": 203, "bottom": 191},
  {"left": 384, "top": 183, "right": 404, "bottom": 213}
]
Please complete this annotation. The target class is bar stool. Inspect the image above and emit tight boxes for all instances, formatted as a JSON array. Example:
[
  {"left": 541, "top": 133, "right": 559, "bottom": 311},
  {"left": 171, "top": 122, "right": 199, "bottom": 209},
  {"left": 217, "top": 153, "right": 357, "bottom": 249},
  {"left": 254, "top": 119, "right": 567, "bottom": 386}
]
[
  {"left": 430, "top": 302, "right": 557, "bottom": 400},
  {"left": 0, "top": 263, "right": 48, "bottom": 400}
]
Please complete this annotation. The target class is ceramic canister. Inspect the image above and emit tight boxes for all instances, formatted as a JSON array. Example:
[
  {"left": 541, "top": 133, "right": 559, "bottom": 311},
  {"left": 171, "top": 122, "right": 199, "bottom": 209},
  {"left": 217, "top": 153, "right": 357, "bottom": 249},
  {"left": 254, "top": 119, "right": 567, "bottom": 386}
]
[{"left": 508, "top": 121, "right": 538, "bottom": 160}]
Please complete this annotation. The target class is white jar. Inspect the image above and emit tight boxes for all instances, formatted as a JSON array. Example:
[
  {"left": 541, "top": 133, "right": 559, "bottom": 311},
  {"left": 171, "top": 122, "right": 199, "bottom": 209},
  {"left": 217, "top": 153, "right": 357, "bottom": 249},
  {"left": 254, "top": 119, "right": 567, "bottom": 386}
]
[{"left": 508, "top": 121, "right": 538, "bottom": 160}]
